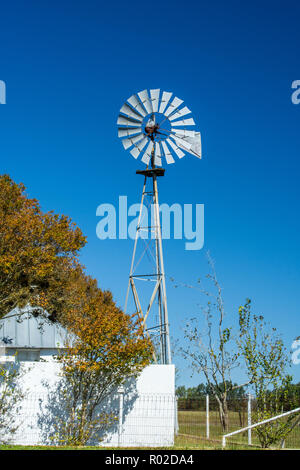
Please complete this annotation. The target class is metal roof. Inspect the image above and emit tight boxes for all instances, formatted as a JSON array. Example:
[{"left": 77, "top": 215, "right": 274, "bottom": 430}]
[{"left": 0, "top": 308, "right": 69, "bottom": 349}]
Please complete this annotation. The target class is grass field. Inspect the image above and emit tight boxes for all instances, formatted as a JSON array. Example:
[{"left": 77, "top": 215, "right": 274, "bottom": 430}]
[{"left": 177, "top": 409, "right": 300, "bottom": 449}]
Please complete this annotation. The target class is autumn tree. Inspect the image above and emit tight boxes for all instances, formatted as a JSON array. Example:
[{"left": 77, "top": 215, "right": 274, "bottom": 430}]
[
  {"left": 51, "top": 281, "right": 153, "bottom": 445},
  {"left": 0, "top": 174, "right": 86, "bottom": 319}
]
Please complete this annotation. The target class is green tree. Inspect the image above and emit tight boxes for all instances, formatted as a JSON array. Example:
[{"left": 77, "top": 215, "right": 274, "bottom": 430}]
[
  {"left": 176, "top": 385, "right": 187, "bottom": 398},
  {"left": 238, "top": 299, "right": 298, "bottom": 448}
]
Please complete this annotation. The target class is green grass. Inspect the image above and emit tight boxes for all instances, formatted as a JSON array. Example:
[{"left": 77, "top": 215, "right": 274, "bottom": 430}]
[
  {"left": 0, "top": 442, "right": 247, "bottom": 450},
  {"left": 0, "top": 441, "right": 221, "bottom": 450},
  {"left": 177, "top": 410, "right": 300, "bottom": 449}
]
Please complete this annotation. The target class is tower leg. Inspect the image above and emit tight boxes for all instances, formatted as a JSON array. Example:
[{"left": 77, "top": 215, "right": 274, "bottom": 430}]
[{"left": 152, "top": 173, "right": 171, "bottom": 364}]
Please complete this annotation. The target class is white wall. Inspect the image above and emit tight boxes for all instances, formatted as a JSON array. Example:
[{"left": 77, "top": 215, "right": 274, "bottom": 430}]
[
  {"left": 3, "top": 361, "right": 176, "bottom": 447},
  {"left": 103, "top": 365, "right": 176, "bottom": 447}
]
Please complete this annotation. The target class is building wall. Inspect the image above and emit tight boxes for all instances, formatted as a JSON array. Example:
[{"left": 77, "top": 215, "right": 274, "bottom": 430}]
[
  {"left": 0, "top": 310, "right": 176, "bottom": 447},
  {"left": 0, "top": 308, "right": 68, "bottom": 349},
  {"left": 3, "top": 361, "right": 176, "bottom": 447}
]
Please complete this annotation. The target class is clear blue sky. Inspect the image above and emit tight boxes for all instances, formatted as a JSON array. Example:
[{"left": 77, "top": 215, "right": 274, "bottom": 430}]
[{"left": 1, "top": 0, "right": 300, "bottom": 386}]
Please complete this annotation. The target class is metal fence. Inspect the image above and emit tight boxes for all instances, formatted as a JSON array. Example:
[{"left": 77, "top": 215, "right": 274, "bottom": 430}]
[
  {"left": 118, "top": 393, "right": 177, "bottom": 447},
  {"left": 3, "top": 391, "right": 300, "bottom": 448},
  {"left": 176, "top": 395, "right": 300, "bottom": 449},
  {"left": 2, "top": 392, "right": 177, "bottom": 447}
]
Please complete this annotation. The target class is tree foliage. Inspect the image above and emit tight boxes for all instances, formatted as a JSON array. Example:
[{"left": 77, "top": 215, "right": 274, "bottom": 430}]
[
  {"left": 176, "top": 381, "right": 246, "bottom": 399},
  {"left": 0, "top": 361, "right": 24, "bottom": 443},
  {"left": 238, "top": 300, "right": 298, "bottom": 448},
  {"left": 52, "top": 283, "right": 153, "bottom": 445},
  {"left": 180, "top": 253, "right": 297, "bottom": 442},
  {"left": 0, "top": 174, "right": 86, "bottom": 320}
]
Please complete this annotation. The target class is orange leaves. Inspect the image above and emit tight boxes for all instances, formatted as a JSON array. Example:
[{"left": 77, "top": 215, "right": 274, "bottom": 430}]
[
  {"left": 0, "top": 174, "right": 86, "bottom": 318},
  {"left": 0, "top": 174, "right": 152, "bottom": 377},
  {"left": 59, "top": 272, "right": 153, "bottom": 381}
]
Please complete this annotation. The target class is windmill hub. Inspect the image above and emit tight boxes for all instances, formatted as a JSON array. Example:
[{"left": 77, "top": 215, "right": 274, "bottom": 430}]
[{"left": 145, "top": 122, "right": 159, "bottom": 137}]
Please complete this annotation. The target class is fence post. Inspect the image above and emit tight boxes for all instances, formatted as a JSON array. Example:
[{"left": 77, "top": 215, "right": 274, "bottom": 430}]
[
  {"left": 206, "top": 394, "right": 210, "bottom": 439},
  {"left": 175, "top": 396, "right": 179, "bottom": 434},
  {"left": 247, "top": 392, "right": 252, "bottom": 445},
  {"left": 118, "top": 386, "right": 124, "bottom": 446}
]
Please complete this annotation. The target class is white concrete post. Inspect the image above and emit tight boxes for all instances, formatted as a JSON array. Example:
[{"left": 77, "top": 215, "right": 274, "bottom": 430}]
[
  {"left": 248, "top": 393, "right": 252, "bottom": 445},
  {"left": 118, "top": 386, "right": 124, "bottom": 446},
  {"left": 206, "top": 394, "right": 210, "bottom": 439}
]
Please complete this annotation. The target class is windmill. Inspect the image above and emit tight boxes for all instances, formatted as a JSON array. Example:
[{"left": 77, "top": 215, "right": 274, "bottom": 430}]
[{"left": 117, "top": 89, "right": 202, "bottom": 365}]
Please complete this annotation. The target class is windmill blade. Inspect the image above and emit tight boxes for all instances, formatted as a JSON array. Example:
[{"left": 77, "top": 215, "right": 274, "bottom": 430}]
[
  {"left": 138, "top": 89, "right": 153, "bottom": 115},
  {"left": 164, "top": 97, "right": 184, "bottom": 117},
  {"left": 168, "top": 106, "right": 192, "bottom": 122},
  {"left": 161, "top": 141, "right": 175, "bottom": 164},
  {"left": 171, "top": 129, "right": 195, "bottom": 138},
  {"left": 141, "top": 153, "right": 150, "bottom": 165},
  {"left": 154, "top": 142, "right": 162, "bottom": 166},
  {"left": 118, "top": 127, "right": 142, "bottom": 138},
  {"left": 150, "top": 89, "right": 160, "bottom": 113},
  {"left": 120, "top": 103, "right": 143, "bottom": 122},
  {"left": 170, "top": 134, "right": 192, "bottom": 151},
  {"left": 181, "top": 131, "right": 202, "bottom": 159},
  {"left": 171, "top": 117, "right": 195, "bottom": 127},
  {"left": 141, "top": 141, "right": 154, "bottom": 165},
  {"left": 122, "top": 133, "right": 144, "bottom": 150},
  {"left": 127, "top": 94, "right": 147, "bottom": 117},
  {"left": 159, "top": 91, "right": 172, "bottom": 114},
  {"left": 130, "top": 137, "right": 148, "bottom": 159},
  {"left": 166, "top": 138, "right": 185, "bottom": 159},
  {"left": 117, "top": 115, "right": 142, "bottom": 127}
]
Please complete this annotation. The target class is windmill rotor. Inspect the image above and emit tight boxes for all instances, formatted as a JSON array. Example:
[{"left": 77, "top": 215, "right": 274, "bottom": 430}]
[{"left": 117, "top": 89, "right": 202, "bottom": 164}]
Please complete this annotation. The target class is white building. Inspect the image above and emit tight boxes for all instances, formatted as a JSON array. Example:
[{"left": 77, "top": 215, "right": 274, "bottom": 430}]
[{"left": 0, "top": 309, "right": 176, "bottom": 447}]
